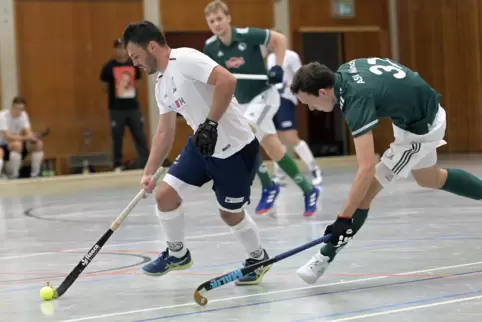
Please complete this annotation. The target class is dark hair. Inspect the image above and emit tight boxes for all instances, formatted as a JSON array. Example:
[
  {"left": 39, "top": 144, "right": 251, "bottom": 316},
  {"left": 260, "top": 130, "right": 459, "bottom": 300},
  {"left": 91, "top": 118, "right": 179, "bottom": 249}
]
[
  {"left": 290, "top": 62, "right": 335, "bottom": 96},
  {"left": 12, "top": 96, "right": 26, "bottom": 106},
  {"left": 113, "top": 38, "right": 123, "bottom": 48},
  {"left": 121, "top": 20, "right": 167, "bottom": 49}
]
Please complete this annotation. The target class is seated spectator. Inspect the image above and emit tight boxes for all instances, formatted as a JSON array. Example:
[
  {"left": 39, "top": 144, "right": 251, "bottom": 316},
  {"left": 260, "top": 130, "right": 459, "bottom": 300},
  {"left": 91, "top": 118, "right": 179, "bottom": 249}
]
[{"left": 0, "top": 96, "right": 44, "bottom": 178}]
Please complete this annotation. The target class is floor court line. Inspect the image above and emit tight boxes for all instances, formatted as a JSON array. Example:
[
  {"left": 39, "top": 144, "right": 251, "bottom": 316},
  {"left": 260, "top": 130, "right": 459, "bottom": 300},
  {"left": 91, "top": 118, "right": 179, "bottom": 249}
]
[
  {"left": 131, "top": 278, "right": 482, "bottom": 322},
  {"left": 0, "top": 233, "right": 477, "bottom": 288},
  {"left": 56, "top": 260, "right": 482, "bottom": 322},
  {"left": 0, "top": 210, "right": 443, "bottom": 261},
  {"left": 319, "top": 294, "right": 482, "bottom": 322}
]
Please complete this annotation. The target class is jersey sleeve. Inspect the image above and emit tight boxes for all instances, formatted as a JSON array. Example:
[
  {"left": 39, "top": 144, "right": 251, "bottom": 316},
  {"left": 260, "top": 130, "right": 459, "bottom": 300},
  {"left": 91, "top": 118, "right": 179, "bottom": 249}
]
[
  {"left": 154, "top": 79, "right": 171, "bottom": 115},
  {"left": 0, "top": 114, "right": 6, "bottom": 131},
  {"left": 342, "top": 94, "right": 378, "bottom": 138},
  {"left": 289, "top": 52, "right": 302, "bottom": 74},
  {"left": 178, "top": 50, "right": 219, "bottom": 84},
  {"left": 100, "top": 63, "right": 112, "bottom": 82},
  {"left": 266, "top": 53, "right": 275, "bottom": 70},
  {"left": 236, "top": 27, "right": 271, "bottom": 45},
  {"left": 21, "top": 112, "right": 31, "bottom": 130}
]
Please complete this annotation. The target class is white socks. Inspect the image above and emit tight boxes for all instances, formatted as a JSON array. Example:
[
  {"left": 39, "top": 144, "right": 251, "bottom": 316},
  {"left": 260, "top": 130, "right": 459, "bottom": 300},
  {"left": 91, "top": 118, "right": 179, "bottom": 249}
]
[
  {"left": 31, "top": 151, "right": 44, "bottom": 177},
  {"left": 8, "top": 152, "right": 21, "bottom": 178},
  {"left": 231, "top": 211, "right": 264, "bottom": 260},
  {"left": 155, "top": 206, "right": 187, "bottom": 258},
  {"left": 294, "top": 140, "right": 318, "bottom": 171},
  {"left": 0, "top": 159, "right": 3, "bottom": 176}
]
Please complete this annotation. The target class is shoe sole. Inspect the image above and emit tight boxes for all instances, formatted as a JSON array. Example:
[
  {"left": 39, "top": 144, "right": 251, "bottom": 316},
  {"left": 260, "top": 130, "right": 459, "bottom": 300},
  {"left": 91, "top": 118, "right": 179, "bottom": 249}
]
[
  {"left": 235, "top": 264, "right": 272, "bottom": 286},
  {"left": 141, "top": 259, "right": 194, "bottom": 277}
]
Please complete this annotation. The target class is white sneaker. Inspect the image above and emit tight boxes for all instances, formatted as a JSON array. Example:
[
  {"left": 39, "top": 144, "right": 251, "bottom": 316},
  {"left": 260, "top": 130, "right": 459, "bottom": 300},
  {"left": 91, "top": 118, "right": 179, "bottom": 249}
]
[
  {"left": 296, "top": 252, "right": 330, "bottom": 284},
  {"left": 273, "top": 164, "right": 287, "bottom": 186},
  {"left": 311, "top": 168, "right": 323, "bottom": 186},
  {"left": 273, "top": 174, "right": 287, "bottom": 186}
]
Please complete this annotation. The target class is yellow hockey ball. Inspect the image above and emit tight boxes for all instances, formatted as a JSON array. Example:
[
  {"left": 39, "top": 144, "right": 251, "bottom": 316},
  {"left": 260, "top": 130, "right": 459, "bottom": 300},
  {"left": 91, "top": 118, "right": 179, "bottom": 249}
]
[{"left": 40, "top": 286, "right": 55, "bottom": 301}]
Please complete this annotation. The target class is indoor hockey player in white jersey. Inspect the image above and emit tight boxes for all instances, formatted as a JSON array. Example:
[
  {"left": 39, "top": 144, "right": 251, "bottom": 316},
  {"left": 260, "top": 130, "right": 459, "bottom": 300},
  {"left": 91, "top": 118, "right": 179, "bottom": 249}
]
[
  {"left": 121, "top": 20, "right": 271, "bottom": 285},
  {"left": 267, "top": 49, "right": 323, "bottom": 186}
]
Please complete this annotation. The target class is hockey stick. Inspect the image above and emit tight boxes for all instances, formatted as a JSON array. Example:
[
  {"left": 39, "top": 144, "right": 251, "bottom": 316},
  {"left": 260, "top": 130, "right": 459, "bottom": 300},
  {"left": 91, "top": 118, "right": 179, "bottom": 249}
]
[
  {"left": 48, "top": 166, "right": 167, "bottom": 299},
  {"left": 232, "top": 73, "right": 285, "bottom": 90},
  {"left": 193, "top": 233, "right": 333, "bottom": 306},
  {"left": 36, "top": 128, "right": 50, "bottom": 139}
]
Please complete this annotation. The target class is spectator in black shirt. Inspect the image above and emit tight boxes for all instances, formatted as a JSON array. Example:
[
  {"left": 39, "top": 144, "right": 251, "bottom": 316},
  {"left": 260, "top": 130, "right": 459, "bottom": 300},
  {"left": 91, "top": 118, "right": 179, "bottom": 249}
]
[{"left": 100, "top": 38, "right": 149, "bottom": 171}]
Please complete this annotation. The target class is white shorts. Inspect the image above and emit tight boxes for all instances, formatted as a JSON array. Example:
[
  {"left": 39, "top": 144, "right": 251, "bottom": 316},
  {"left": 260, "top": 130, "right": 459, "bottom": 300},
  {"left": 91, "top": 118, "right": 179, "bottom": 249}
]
[
  {"left": 240, "top": 86, "right": 280, "bottom": 141},
  {"left": 375, "top": 105, "right": 447, "bottom": 186}
]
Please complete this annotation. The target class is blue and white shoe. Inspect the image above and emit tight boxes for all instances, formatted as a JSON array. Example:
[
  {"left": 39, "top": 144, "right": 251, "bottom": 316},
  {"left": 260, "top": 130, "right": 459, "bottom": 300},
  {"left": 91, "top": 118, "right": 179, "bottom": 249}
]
[
  {"left": 235, "top": 249, "right": 272, "bottom": 286},
  {"left": 255, "top": 184, "right": 280, "bottom": 215},
  {"left": 303, "top": 186, "right": 320, "bottom": 217},
  {"left": 141, "top": 248, "right": 193, "bottom": 276}
]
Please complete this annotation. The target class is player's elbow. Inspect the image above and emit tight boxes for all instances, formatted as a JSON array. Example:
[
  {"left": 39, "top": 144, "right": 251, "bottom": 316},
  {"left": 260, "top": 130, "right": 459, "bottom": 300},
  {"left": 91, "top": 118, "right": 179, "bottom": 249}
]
[
  {"left": 209, "top": 66, "right": 237, "bottom": 89},
  {"left": 269, "top": 31, "right": 287, "bottom": 48},
  {"left": 216, "top": 69, "right": 237, "bottom": 91}
]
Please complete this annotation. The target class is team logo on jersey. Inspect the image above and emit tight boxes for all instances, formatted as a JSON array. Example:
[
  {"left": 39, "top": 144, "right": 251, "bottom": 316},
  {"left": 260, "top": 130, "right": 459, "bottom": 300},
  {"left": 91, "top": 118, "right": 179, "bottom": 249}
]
[
  {"left": 167, "top": 97, "right": 186, "bottom": 110},
  {"left": 225, "top": 57, "right": 245, "bottom": 68},
  {"left": 217, "top": 51, "right": 224, "bottom": 57},
  {"left": 238, "top": 42, "right": 246, "bottom": 51}
]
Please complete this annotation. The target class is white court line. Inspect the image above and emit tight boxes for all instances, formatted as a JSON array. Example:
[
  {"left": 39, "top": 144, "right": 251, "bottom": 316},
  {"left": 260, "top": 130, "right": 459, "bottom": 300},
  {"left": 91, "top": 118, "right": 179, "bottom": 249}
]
[
  {"left": 0, "top": 223, "right": 306, "bottom": 260},
  {"left": 324, "top": 294, "right": 482, "bottom": 322},
  {"left": 0, "top": 209, "right": 422, "bottom": 261},
  {"left": 57, "top": 260, "right": 482, "bottom": 322}
]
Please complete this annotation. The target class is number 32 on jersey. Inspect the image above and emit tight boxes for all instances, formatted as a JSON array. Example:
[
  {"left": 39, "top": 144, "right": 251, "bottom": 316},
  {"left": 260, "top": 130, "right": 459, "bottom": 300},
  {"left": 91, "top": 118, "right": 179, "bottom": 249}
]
[{"left": 367, "top": 58, "right": 406, "bottom": 79}]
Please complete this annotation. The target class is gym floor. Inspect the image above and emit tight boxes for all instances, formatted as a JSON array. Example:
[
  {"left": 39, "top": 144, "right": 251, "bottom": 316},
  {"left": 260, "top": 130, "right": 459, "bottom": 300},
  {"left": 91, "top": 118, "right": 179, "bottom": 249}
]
[{"left": 1, "top": 156, "right": 482, "bottom": 322}]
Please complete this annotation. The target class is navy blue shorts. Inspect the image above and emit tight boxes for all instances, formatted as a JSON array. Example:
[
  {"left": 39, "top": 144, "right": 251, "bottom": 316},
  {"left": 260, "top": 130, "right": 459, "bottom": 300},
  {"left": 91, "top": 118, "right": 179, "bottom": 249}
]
[
  {"left": 167, "top": 137, "right": 260, "bottom": 212},
  {"left": 273, "top": 98, "right": 297, "bottom": 131}
]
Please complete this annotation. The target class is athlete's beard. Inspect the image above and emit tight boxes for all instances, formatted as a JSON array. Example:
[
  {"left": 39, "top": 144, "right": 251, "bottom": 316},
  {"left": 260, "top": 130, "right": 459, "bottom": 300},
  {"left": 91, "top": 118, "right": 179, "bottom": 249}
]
[{"left": 145, "top": 52, "right": 158, "bottom": 75}]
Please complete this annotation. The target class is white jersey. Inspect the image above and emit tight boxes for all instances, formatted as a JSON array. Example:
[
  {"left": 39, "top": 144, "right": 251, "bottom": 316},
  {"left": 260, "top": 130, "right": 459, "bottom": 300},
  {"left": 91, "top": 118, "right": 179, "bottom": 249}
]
[
  {"left": 0, "top": 110, "right": 31, "bottom": 144},
  {"left": 267, "top": 49, "right": 302, "bottom": 105},
  {"left": 155, "top": 47, "right": 255, "bottom": 159}
]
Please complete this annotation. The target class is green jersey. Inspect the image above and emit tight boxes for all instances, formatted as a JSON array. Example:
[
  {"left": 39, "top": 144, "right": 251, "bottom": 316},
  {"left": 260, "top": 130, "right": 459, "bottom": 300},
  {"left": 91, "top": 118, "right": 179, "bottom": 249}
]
[
  {"left": 204, "top": 27, "right": 270, "bottom": 104},
  {"left": 335, "top": 58, "right": 441, "bottom": 138}
]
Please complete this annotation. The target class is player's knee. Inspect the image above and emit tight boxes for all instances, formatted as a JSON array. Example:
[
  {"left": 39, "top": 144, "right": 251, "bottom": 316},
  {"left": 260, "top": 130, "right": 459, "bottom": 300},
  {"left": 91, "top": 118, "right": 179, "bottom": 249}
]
[
  {"left": 260, "top": 135, "right": 285, "bottom": 161},
  {"left": 412, "top": 166, "right": 445, "bottom": 189},
  {"left": 219, "top": 208, "right": 245, "bottom": 226},
  {"left": 279, "top": 130, "right": 300, "bottom": 146},
  {"left": 155, "top": 182, "right": 182, "bottom": 212},
  {"left": 33, "top": 139, "right": 43, "bottom": 151},
  {"left": 9, "top": 141, "right": 22, "bottom": 153}
]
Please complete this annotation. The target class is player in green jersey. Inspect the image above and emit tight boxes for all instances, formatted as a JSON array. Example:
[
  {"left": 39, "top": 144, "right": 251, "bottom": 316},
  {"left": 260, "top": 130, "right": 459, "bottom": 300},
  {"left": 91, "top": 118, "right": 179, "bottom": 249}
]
[
  {"left": 290, "top": 57, "right": 482, "bottom": 284},
  {"left": 203, "top": 0, "right": 320, "bottom": 218}
]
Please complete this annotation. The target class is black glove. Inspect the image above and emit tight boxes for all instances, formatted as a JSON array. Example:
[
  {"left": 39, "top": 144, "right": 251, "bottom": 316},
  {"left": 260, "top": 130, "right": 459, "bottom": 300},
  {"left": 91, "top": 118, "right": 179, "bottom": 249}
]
[
  {"left": 193, "top": 118, "right": 218, "bottom": 156},
  {"left": 324, "top": 216, "right": 356, "bottom": 247},
  {"left": 267, "top": 65, "right": 284, "bottom": 84}
]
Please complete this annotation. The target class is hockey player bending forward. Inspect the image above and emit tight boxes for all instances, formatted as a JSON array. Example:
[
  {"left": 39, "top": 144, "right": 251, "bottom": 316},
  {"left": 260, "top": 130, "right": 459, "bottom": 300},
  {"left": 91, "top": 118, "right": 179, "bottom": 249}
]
[
  {"left": 291, "top": 58, "right": 482, "bottom": 284},
  {"left": 122, "top": 20, "right": 271, "bottom": 285}
]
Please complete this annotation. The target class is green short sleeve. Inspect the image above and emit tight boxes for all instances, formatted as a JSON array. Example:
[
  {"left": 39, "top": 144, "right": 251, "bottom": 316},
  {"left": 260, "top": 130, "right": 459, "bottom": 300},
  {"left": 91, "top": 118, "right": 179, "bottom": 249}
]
[
  {"left": 342, "top": 95, "right": 379, "bottom": 138},
  {"left": 236, "top": 27, "right": 271, "bottom": 45}
]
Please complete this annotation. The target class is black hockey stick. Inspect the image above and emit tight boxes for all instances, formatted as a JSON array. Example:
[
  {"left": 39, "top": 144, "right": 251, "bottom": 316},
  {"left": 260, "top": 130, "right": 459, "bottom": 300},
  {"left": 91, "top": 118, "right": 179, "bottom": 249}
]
[
  {"left": 47, "top": 166, "right": 167, "bottom": 299},
  {"left": 193, "top": 233, "right": 333, "bottom": 306}
]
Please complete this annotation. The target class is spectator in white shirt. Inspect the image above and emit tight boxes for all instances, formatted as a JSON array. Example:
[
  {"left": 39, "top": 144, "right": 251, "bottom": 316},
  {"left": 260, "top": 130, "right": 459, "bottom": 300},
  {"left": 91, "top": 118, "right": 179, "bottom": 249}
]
[{"left": 0, "top": 96, "right": 44, "bottom": 178}]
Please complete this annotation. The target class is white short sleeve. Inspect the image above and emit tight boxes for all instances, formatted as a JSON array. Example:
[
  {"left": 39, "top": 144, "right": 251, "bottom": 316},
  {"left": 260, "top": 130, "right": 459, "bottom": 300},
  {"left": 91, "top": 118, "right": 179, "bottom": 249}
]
[
  {"left": 178, "top": 49, "right": 218, "bottom": 84},
  {"left": 155, "top": 78, "right": 171, "bottom": 115},
  {"left": 289, "top": 51, "right": 302, "bottom": 74},
  {"left": 21, "top": 112, "right": 31, "bottom": 130},
  {"left": 0, "top": 113, "right": 7, "bottom": 131},
  {"left": 266, "top": 53, "right": 275, "bottom": 70}
]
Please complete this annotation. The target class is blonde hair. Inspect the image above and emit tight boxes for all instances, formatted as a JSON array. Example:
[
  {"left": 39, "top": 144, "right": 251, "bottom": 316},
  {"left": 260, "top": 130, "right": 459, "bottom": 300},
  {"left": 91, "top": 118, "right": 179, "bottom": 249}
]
[{"left": 204, "top": 0, "right": 230, "bottom": 16}]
